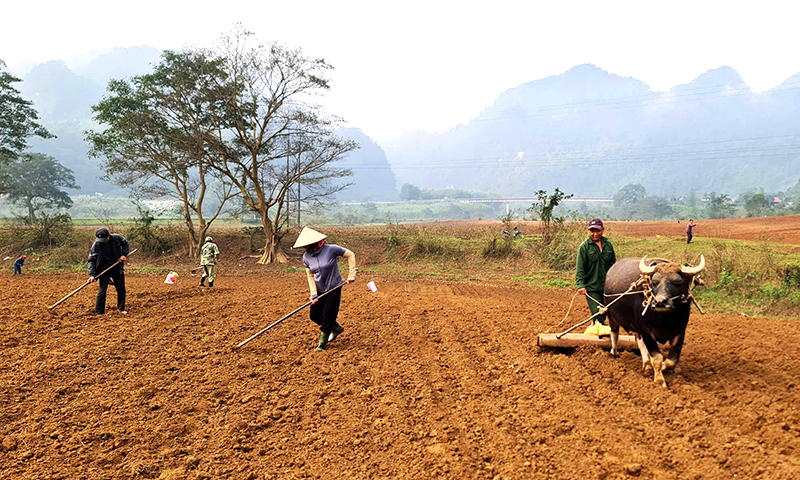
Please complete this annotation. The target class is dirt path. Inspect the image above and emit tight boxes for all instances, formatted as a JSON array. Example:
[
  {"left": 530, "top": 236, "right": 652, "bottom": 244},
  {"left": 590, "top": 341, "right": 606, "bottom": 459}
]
[{"left": 2, "top": 271, "right": 798, "bottom": 479}]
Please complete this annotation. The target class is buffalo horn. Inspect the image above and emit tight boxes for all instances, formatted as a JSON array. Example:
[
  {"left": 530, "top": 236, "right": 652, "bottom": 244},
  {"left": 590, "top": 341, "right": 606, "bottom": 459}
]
[
  {"left": 639, "top": 256, "right": 656, "bottom": 274},
  {"left": 680, "top": 255, "right": 705, "bottom": 275}
]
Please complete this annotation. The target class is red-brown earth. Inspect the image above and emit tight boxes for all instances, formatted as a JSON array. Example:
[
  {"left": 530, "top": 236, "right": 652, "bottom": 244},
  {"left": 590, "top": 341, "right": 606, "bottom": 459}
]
[{"left": 1, "top": 217, "right": 799, "bottom": 479}]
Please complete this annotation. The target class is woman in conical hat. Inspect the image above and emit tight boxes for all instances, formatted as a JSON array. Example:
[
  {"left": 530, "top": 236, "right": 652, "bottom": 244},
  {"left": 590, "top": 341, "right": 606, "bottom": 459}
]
[{"left": 294, "top": 227, "right": 357, "bottom": 351}]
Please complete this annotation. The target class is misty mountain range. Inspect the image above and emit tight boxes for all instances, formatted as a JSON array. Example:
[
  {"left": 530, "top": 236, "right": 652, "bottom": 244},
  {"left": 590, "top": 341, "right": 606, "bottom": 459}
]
[{"left": 11, "top": 48, "right": 800, "bottom": 201}]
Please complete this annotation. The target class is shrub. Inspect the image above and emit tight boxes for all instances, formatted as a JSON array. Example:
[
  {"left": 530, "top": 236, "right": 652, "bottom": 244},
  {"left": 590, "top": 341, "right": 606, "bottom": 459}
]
[
  {"left": 126, "top": 205, "right": 173, "bottom": 255},
  {"left": 481, "top": 236, "right": 519, "bottom": 259},
  {"left": 783, "top": 262, "right": 800, "bottom": 288}
]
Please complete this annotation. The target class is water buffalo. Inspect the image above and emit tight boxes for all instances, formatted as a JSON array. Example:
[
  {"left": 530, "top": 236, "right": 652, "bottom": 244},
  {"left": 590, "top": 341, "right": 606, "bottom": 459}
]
[{"left": 604, "top": 255, "right": 705, "bottom": 387}]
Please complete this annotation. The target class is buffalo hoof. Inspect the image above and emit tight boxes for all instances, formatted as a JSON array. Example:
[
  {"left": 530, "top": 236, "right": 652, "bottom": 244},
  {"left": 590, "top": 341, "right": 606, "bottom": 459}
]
[
  {"left": 662, "top": 359, "right": 677, "bottom": 372},
  {"left": 642, "top": 362, "right": 653, "bottom": 376}
]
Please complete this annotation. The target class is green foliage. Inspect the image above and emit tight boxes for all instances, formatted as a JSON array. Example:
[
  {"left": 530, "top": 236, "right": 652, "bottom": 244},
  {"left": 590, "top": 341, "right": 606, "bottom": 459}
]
[
  {"left": 0, "top": 61, "right": 54, "bottom": 162},
  {"left": 400, "top": 183, "right": 492, "bottom": 201},
  {"left": 0, "top": 153, "right": 79, "bottom": 220},
  {"left": 742, "top": 191, "right": 770, "bottom": 217},
  {"left": 527, "top": 188, "right": 573, "bottom": 244},
  {"left": 8, "top": 212, "right": 74, "bottom": 248},
  {"left": 405, "top": 235, "right": 465, "bottom": 260},
  {"left": 136, "top": 264, "right": 169, "bottom": 273},
  {"left": 481, "top": 236, "right": 519, "bottom": 259},
  {"left": 242, "top": 225, "right": 265, "bottom": 253},
  {"left": 543, "top": 279, "right": 572, "bottom": 287},
  {"left": 782, "top": 262, "right": 800, "bottom": 288},
  {"left": 704, "top": 192, "right": 735, "bottom": 219},
  {"left": 399, "top": 183, "right": 421, "bottom": 200},
  {"left": 284, "top": 266, "right": 303, "bottom": 273},
  {"left": 126, "top": 204, "right": 173, "bottom": 255}
]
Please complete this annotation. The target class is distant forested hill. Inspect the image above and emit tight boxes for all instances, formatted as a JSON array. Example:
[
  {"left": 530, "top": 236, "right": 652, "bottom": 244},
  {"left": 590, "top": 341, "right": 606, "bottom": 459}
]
[{"left": 381, "top": 64, "right": 800, "bottom": 198}]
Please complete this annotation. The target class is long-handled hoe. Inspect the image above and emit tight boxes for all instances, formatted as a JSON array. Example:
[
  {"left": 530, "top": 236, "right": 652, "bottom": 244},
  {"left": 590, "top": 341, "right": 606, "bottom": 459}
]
[
  {"left": 234, "top": 281, "right": 348, "bottom": 350},
  {"left": 49, "top": 249, "right": 138, "bottom": 310}
]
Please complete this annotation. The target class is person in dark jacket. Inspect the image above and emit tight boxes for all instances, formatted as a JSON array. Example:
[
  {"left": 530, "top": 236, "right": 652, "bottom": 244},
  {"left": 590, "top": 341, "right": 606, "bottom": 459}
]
[
  {"left": 575, "top": 218, "right": 616, "bottom": 335},
  {"left": 13, "top": 255, "right": 26, "bottom": 274},
  {"left": 88, "top": 228, "right": 130, "bottom": 315}
]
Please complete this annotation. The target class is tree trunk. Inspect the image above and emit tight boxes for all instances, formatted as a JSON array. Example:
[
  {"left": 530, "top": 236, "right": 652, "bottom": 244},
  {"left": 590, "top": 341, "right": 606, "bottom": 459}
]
[
  {"left": 256, "top": 210, "right": 287, "bottom": 264},
  {"left": 258, "top": 237, "right": 288, "bottom": 264},
  {"left": 196, "top": 224, "right": 210, "bottom": 258}
]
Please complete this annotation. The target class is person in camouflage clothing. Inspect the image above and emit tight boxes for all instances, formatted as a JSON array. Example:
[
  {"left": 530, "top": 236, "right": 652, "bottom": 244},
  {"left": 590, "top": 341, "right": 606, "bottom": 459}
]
[{"left": 199, "top": 236, "right": 220, "bottom": 287}]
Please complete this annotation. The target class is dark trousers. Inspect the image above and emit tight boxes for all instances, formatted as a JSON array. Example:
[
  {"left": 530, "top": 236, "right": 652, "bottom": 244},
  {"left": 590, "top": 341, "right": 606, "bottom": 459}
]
[
  {"left": 96, "top": 268, "right": 126, "bottom": 314},
  {"left": 13, "top": 264, "right": 22, "bottom": 274},
  {"left": 586, "top": 290, "right": 606, "bottom": 324},
  {"left": 687, "top": 232, "right": 693, "bottom": 244},
  {"left": 309, "top": 287, "right": 341, "bottom": 334}
]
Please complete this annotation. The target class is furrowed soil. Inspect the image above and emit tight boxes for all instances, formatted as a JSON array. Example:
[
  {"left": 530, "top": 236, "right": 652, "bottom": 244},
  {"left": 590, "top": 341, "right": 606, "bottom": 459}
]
[{"left": 2, "top": 217, "right": 800, "bottom": 479}]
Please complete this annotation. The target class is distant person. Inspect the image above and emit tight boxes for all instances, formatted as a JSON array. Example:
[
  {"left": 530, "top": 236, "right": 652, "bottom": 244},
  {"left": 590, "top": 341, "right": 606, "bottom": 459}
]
[
  {"left": 575, "top": 218, "right": 616, "bottom": 335},
  {"left": 199, "top": 236, "right": 220, "bottom": 287},
  {"left": 294, "top": 227, "right": 357, "bottom": 351},
  {"left": 686, "top": 219, "right": 698, "bottom": 244},
  {"left": 88, "top": 228, "right": 130, "bottom": 315},
  {"left": 13, "top": 254, "right": 26, "bottom": 275}
]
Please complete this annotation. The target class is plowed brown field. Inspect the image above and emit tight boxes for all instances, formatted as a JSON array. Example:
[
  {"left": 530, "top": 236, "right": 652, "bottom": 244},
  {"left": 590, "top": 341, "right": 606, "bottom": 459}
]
[{"left": 2, "top": 217, "right": 799, "bottom": 479}]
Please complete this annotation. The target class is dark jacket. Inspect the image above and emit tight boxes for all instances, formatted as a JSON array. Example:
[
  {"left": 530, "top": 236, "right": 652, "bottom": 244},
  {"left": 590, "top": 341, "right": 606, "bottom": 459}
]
[
  {"left": 88, "top": 234, "right": 130, "bottom": 277},
  {"left": 14, "top": 257, "right": 25, "bottom": 267}
]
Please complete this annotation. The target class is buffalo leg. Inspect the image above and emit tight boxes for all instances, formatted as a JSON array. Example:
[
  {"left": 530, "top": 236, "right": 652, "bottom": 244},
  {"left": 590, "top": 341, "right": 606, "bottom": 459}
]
[
  {"left": 609, "top": 321, "right": 621, "bottom": 356},
  {"left": 634, "top": 333, "right": 652, "bottom": 374},
  {"left": 640, "top": 333, "right": 667, "bottom": 387},
  {"left": 663, "top": 333, "right": 685, "bottom": 372}
]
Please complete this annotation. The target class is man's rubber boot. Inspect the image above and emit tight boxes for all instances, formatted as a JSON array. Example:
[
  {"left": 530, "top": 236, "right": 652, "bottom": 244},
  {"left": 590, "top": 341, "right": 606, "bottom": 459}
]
[
  {"left": 328, "top": 323, "right": 344, "bottom": 342},
  {"left": 316, "top": 332, "right": 329, "bottom": 351},
  {"left": 208, "top": 281, "right": 214, "bottom": 288},
  {"left": 199, "top": 279, "right": 205, "bottom": 287}
]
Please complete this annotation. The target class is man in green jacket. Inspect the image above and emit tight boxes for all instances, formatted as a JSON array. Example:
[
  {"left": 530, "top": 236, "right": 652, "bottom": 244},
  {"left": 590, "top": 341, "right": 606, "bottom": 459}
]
[
  {"left": 199, "top": 236, "right": 220, "bottom": 287},
  {"left": 575, "top": 218, "right": 616, "bottom": 335}
]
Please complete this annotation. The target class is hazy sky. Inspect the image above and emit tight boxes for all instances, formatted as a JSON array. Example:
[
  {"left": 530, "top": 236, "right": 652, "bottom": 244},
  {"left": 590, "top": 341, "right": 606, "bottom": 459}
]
[{"left": 3, "top": 0, "right": 799, "bottom": 141}]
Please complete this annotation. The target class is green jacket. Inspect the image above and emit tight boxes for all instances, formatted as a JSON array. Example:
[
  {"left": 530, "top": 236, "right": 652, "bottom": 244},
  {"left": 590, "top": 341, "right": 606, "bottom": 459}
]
[
  {"left": 575, "top": 236, "right": 616, "bottom": 292},
  {"left": 200, "top": 242, "right": 220, "bottom": 266}
]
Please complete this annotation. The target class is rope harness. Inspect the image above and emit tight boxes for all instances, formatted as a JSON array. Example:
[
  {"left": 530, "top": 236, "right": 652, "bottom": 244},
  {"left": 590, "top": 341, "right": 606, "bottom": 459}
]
[{"left": 553, "top": 274, "right": 705, "bottom": 339}]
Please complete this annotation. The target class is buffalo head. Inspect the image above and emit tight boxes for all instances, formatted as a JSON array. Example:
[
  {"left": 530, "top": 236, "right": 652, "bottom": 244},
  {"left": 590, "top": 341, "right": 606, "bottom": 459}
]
[{"left": 638, "top": 256, "right": 705, "bottom": 312}]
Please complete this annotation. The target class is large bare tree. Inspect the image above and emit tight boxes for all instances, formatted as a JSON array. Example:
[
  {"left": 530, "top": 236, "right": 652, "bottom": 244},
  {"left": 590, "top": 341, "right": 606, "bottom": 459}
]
[
  {"left": 200, "top": 28, "right": 357, "bottom": 263},
  {"left": 87, "top": 51, "right": 238, "bottom": 256}
]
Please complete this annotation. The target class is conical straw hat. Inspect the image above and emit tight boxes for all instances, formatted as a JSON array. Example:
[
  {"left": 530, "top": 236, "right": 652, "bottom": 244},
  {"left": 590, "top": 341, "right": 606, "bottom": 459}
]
[{"left": 293, "top": 227, "right": 327, "bottom": 248}]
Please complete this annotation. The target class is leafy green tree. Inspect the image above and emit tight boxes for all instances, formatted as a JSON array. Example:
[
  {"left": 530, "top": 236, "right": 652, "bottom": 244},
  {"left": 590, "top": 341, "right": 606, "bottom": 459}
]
[
  {"left": 87, "top": 50, "right": 237, "bottom": 257},
  {"left": 742, "top": 190, "right": 770, "bottom": 217},
  {"left": 527, "top": 187, "right": 573, "bottom": 244},
  {"left": 639, "top": 195, "right": 673, "bottom": 220},
  {"left": 400, "top": 183, "right": 422, "bottom": 200},
  {"left": 704, "top": 192, "right": 735, "bottom": 219},
  {"left": 0, "top": 60, "right": 53, "bottom": 163},
  {"left": 0, "top": 152, "right": 78, "bottom": 220},
  {"left": 613, "top": 183, "right": 647, "bottom": 218},
  {"left": 682, "top": 189, "right": 700, "bottom": 219}
]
